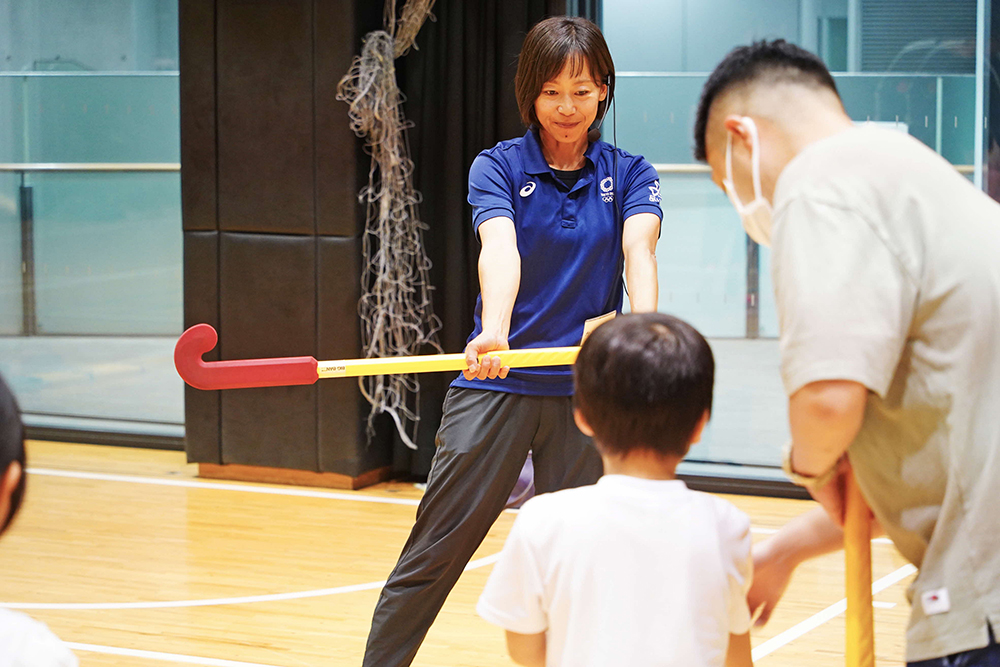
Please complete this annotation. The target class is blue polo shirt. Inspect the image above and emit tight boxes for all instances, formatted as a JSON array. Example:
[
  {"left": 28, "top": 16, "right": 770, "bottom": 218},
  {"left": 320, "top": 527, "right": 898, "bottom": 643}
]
[{"left": 451, "top": 127, "right": 663, "bottom": 396}]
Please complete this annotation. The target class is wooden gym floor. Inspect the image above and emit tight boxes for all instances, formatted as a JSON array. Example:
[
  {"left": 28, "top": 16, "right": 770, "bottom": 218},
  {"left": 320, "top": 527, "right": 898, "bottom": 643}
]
[{"left": 0, "top": 441, "right": 916, "bottom": 666}]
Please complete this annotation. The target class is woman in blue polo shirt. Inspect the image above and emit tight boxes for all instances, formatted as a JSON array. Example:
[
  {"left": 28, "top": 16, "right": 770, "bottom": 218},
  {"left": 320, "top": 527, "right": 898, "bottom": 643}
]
[{"left": 363, "top": 17, "right": 663, "bottom": 667}]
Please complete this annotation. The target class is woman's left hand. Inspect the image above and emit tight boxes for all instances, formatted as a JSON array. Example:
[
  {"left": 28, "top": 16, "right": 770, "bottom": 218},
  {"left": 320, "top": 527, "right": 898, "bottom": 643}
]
[{"left": 463, "top": 332, "right": 511, "bottom": 381}]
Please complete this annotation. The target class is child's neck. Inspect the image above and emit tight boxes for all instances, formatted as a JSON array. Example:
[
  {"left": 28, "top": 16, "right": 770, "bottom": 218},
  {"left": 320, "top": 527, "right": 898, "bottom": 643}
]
[{"left": 601, "top": 450, "right": 683, "bottom": 481}]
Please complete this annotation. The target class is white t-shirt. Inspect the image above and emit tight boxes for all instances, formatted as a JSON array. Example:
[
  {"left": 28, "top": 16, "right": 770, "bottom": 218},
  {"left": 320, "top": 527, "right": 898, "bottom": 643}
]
[
  {"left": 477, "top": 476, "right": 752, "bottom": 667},
  {"left": 0, "top": 608, "right": 78, "bottom": 667}
]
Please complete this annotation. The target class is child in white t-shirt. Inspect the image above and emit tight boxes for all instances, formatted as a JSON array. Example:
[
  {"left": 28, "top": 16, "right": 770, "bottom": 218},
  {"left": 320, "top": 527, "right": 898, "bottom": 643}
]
[
  {"left": 477, "top": 313, "right": 753, "bottom": 667},
  {"left": 0, "top": 375, "right": 78, "bottom": 667}
]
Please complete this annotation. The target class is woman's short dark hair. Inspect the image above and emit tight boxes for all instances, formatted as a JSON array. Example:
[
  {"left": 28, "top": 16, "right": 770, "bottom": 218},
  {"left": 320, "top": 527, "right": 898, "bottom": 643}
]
[
  {"left": 574, "top": 313, "right": 714, "bottom": 458},
  {"left": 515, "top": 16, "right": 614, "bottom": 128}
]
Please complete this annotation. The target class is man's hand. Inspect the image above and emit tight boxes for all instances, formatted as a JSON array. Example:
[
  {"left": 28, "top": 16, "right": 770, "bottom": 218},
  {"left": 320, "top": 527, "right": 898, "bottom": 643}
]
[
  {"left": 463, "top": 332, "right": 510, "bottom": 381},
  {"left": 807, "top": 457, "right": 872, "bottom": 528}
]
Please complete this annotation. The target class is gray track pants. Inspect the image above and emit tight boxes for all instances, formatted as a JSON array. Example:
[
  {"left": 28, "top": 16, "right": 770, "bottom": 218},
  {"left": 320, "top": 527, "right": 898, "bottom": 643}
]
[{"left": 362, "top": 387, "right": 603, "bottom": 667}]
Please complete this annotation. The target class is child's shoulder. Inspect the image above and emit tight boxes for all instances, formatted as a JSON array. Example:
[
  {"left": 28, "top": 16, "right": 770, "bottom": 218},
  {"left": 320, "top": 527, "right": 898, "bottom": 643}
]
[
  {"left": 687, "top": 490, "right": 752, "bottom": 550},
  {"left": 513, "top": 484, "right": 603, "bottom": 529},
  {"left": 689, "top": 488, "right": 750, "bottom": 523},
  {"left": 518, "top": 483, "right": 601, "bottom": 513}
]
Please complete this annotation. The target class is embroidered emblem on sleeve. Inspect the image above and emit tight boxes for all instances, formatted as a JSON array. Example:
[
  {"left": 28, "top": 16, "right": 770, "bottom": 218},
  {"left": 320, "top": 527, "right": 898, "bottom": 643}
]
[{"left": 648, "top": 181, "right": 662, "bottom": 203}]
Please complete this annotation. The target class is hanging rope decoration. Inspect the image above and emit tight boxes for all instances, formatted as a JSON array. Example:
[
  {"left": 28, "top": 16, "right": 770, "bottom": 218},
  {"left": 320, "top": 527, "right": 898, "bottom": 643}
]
[{"left": 337, "top": 0, "right": 442, "bottom": 450}]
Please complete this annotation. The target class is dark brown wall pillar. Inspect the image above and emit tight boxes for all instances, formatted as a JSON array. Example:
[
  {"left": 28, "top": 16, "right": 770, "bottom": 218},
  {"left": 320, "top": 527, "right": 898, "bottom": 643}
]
[{"left": 179, "top": 0, "right": 388, "bottom": 483}]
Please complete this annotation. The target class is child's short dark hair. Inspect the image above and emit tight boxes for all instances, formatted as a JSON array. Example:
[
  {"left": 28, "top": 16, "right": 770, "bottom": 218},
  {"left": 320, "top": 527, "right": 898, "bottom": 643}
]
[
  {"left": 574, "top": 313, "right": 714, "bottom": 457},
  {"left": 693, "top": 39, "right": 840, "bottom": 161},
  {"left": 515, "top": 16, "right": 614, "bottom": 128},
  {"left": 0, "top": 374, "right": 25, "bottom": 534}
]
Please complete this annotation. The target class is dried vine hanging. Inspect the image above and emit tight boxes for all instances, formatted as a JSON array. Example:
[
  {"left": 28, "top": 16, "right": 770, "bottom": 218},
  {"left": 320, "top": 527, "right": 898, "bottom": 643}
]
[{"left": 337, "top": 0, "right": 442, "bottom": 450}]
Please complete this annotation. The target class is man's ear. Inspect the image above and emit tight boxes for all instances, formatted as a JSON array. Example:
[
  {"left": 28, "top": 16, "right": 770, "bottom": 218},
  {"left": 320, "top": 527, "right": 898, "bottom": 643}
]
[
  {"left": 0, "top": 460, "right": 22, "bottom": 533},
  {"left": 723, "top": 115, "right": 753, "bottom": 152},
  {"left": 688, "top": 410, "right": 711, "bottom": 446},
  {"left": 573, "top": 408, "right": 594, "bottom": 437}
]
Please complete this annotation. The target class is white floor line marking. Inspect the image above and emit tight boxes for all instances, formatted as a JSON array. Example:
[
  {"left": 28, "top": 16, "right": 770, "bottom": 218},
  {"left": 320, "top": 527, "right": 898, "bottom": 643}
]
[
  {"left": 27, "top": 467, "right": 425, "bottom": 506},
  {"left": 1, "top": 553, "right": 501, "bottom": 611},
  {"left": 873, "top": 601, "right": 897, "bottom": 609},
  {"left": 67, "top": 643, "right": 286, "bottom": 667},
  {"left": 751, "top": 563, "right": 917, "bottom": 662}
]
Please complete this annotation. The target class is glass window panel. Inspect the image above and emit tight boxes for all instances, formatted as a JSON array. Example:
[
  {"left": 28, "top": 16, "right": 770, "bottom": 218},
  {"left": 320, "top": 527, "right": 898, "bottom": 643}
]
[
  {"left": 0, "top": 1, "right": 181, "bottom": 440},
  {"left": 0, "top": 336, "right": 183, "bottom": 426},
  {"left": 31, "top": 172, "right": 182, "bottom": 335},
  {"left": 656, "top": 175, "right": 746, "bottom": 337},
  {"left": 0, "top": 0, "right": 179, "bottom": 73},
  {"left": 694, "top": 339, "right": 787, "bottom": 467},
  {"left": 0, "top": 74, "right": 180, "bottom": 163}
]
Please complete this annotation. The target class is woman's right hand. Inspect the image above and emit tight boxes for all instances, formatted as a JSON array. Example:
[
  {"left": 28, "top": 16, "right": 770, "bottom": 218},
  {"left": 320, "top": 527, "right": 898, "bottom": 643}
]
[{"left": 463, "top": 332, "right": 511, "bottom": 381}]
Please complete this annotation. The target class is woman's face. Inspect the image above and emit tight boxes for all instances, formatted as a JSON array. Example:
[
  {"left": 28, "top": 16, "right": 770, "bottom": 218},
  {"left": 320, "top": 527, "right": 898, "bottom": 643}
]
[{"left": 534, "top": 59, "right": 607, "bottom": 146}]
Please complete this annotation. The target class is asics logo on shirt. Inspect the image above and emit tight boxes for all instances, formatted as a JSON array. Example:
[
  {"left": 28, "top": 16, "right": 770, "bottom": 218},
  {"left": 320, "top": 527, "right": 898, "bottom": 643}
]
[
  {"left": 600, "top": 177, "right": 614, "bottom": 203},
  {"left": 520, "top": 182, "right": 537, "bottom": 197}
]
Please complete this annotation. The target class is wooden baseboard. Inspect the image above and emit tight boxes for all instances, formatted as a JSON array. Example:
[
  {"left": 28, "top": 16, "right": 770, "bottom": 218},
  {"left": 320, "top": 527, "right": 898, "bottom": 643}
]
[{"left": 198, "top": 463, "right": 394, "bottom": 490}]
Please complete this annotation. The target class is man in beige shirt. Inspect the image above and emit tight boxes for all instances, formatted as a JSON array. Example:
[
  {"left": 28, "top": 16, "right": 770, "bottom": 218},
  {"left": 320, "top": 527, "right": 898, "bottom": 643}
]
[{"left": 694, "top": 40, "right": 1000, "bottom": 665}]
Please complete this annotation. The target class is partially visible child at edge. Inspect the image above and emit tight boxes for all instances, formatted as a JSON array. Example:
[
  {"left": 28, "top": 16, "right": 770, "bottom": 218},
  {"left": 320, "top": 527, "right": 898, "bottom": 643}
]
[
  {"left": 0, "top": 374, "right": 79, "bottom": 666},
  {"left": 476, "top": 313, "right": 754, "bottom": 667}
]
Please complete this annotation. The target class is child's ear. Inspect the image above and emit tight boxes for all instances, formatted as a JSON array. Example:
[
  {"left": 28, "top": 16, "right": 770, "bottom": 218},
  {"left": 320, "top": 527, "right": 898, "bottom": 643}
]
[
  {"left": 0, "top": 460, "right": 22, "bottom": 534},
  {"left": 573, "top": 408, "right": 594, "bottom": 437},
  {"left": 688, "top": 410, "right": 710, "bottom": 446}
]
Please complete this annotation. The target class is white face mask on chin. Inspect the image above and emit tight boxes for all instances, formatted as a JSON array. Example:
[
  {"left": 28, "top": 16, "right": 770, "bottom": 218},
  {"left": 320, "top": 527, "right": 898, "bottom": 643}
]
[{"left": 723, "top": 117, "right": 773, "bottom": 247}]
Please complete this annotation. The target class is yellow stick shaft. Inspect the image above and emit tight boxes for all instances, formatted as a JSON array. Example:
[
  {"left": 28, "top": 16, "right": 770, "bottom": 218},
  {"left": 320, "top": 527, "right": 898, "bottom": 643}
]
[
  {"left": 316, "top": 347, "right": 581, "bottom": 378},
  {"left": 845, "top": 469, "right": 875, "bottom": 667}
]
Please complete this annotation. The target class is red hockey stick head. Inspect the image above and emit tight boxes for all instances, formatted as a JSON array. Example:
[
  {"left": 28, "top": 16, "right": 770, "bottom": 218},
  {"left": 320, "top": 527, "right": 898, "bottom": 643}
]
[{"left": 174, "top": 324, "right": 319, "bottom": 390}]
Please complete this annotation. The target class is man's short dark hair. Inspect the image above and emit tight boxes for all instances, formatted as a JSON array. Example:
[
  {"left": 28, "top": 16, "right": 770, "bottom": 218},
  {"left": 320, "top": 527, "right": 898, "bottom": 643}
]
[
  {"left": 574, "top": 313, "right": 714, "bottom": 458},
  {"left": 0, "top": 374, "right": 25, "bottom": 535},
  {"left": 515, "top": 16, "right": 614, "bottom": 128},
  {"left": 693, "top": 39, "right": 840, "bottom": 161}
]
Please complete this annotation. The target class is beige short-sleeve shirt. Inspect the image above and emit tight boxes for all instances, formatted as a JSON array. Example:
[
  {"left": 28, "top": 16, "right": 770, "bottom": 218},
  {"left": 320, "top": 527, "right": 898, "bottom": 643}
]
[{"left": 772, "top": 126, "right": 1000, "bottom": 662}]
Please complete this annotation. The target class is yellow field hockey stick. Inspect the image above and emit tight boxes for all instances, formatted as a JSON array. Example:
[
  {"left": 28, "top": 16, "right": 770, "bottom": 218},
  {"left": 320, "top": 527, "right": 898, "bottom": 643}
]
[
  {"left": 175, "top": 324, "right": 580, "bottom": 390},
  {"left": 845, "top": 468, "right": 875, "bottom": 667}
]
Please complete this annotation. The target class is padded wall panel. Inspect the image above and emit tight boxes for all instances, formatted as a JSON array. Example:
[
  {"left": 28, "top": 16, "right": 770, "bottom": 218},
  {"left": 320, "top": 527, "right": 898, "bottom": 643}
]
[
  {"left": 183, "top": 231, "right": 221, "bottom": 462},
  {"left": 219, "top": 233, "right": 318, "bottom": 470},
  {"left": 179, "top": 0, "right": 217, "bottom": 232},
  {"left": 315, "top": 1, "right": 365, "bottom": 238},
  {"left": 216, "top": 0, "right": 315, "bottom": 235},
  {"left": 182, "top": 0, "right": 399, "bottom": 480},
  {"left": 316, "top": 237, "right": 390, "bottom": 475}
]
